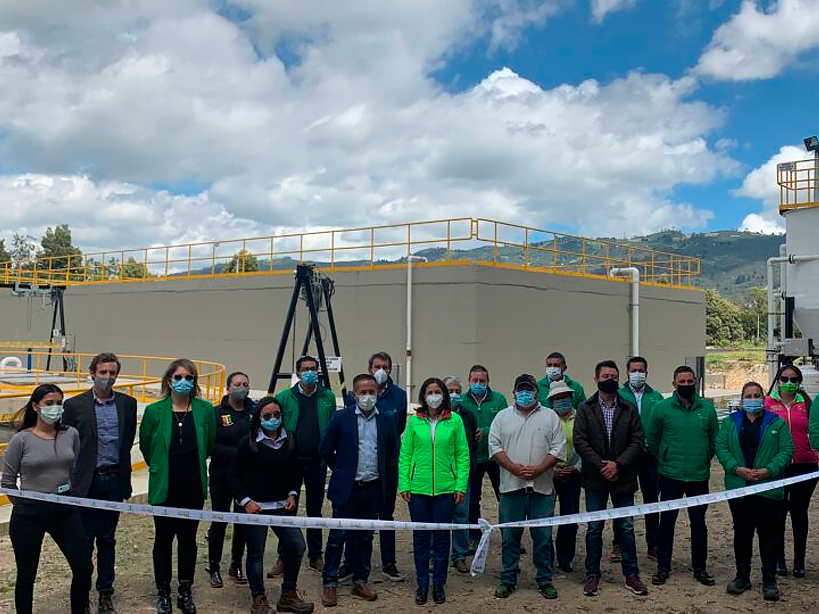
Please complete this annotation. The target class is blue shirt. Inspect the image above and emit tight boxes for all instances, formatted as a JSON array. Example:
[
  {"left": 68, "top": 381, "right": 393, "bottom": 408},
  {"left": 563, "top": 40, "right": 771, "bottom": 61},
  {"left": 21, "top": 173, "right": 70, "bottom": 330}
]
[
  {"left": 94, "top": 394, "right": 120, "bottom": 469},
  {"left": 355, "top": 406, "right": 379, "bottom": 482}
]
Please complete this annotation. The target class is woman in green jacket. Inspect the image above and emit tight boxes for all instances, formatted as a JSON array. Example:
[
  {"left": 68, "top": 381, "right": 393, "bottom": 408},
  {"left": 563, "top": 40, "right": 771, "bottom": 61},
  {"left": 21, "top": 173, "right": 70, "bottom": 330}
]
[
  {"left": 139, "top": 358, "right": 217, "bottom": 614},
  {"left": 715, "top": 381, "right": 794, "bottom": 603},
  {"left": 399, "top": 377, "right": 469, "bottom": 606}
]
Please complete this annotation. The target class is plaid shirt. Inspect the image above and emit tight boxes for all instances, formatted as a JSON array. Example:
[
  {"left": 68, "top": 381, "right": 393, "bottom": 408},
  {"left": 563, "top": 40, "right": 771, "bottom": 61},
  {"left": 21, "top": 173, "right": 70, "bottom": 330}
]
[{"left": 600, "top": 396, "right": 617, "bottom": 441}]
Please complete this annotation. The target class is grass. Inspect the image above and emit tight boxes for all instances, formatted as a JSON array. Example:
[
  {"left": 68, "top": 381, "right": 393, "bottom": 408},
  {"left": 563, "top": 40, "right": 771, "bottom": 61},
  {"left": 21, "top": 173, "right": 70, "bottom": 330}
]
[{"left": 705, "top": 349, "right": 765, "bottom": 373}]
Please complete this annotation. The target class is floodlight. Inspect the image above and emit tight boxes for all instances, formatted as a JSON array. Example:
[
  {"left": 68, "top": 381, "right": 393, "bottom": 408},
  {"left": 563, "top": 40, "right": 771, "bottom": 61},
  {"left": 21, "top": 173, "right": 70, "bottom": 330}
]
[{"left": 804, "top": 136, "right": 819, "bottom": 152}]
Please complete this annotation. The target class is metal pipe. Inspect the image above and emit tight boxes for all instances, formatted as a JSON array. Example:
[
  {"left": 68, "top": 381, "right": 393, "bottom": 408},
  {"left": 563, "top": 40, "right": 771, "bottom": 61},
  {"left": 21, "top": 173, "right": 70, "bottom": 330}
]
[
  {"left": 609, "top": 267, "right": 640, "bottom": 357},
  {"left": 779, "top": 244, "right": 787, "bottom": 343},
  {"left": 406, "top": 256, "right": 428, "bottom": 406}
]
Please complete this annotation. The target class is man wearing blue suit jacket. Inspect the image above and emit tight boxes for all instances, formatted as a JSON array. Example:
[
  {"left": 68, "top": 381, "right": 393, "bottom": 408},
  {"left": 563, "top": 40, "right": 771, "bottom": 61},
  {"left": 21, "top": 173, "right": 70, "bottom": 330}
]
[{"left": 320, "top": 373, "right": 399, "bottom": 607}]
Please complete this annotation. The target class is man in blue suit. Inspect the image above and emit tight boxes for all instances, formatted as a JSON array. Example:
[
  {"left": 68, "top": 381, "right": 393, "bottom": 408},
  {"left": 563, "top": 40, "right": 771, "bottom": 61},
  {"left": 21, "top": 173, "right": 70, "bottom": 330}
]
[{"left": 321, "top": 373, "right": 399, "bottom": 607}]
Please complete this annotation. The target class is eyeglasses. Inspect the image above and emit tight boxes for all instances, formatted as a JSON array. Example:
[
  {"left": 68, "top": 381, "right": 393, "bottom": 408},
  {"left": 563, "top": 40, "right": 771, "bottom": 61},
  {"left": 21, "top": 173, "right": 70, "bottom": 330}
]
[
  {"left": 173, "top": 374, "right": 195, "bottom": 382},
  {"left": 779, "top": 376, "right": 800, "bottom": 384}
]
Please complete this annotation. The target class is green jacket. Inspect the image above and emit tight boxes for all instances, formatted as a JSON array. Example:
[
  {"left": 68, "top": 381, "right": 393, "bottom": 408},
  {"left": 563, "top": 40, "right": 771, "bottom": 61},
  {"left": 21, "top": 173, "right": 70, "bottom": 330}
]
[
  {"left": 809, "top": 396, "right": 819, "bottom": 450},
  {"left": 276, "top": 385, "right": 337, "bottom": 439},
  {"left": 139, "top": 397, "right": 217, "bottom": 505},
  {"left": 459, "top": 388, "right": 508, "bottom": 463},
  {"left": 716, "top": 411, "right": 793, "bottom": 500},
  {"left": 398, "top": 410, "right": 470, "bottom": 496},
  {"left": 618, "top": 384, "right": 665, "bottom": 429},
  {"left": 646, "top": 393, "right": 719, "bottom": 482},
  {"left": 537, "top": 374, "right": 586, "bottom": 410}
]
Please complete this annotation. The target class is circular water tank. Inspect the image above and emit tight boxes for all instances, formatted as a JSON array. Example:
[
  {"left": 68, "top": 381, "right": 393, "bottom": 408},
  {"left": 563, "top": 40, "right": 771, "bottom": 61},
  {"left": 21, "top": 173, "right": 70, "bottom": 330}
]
[{"left": 785, "top": 207, "right": 819, "bottom": 343}]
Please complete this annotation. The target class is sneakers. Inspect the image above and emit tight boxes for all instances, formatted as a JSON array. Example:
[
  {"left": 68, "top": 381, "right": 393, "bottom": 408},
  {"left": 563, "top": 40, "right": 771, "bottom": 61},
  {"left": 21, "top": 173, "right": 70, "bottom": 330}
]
[
  {"left": 494, "top": 583, "right": 515, "bottom": 599},
  {"left": 583, "top": 575, "right": 600, "bottom": 597},
  {"left": 352, "top": 582, "right": 378, "bottom": 602},
  {"left": 308, "top": 557, "right": 324, "bottom": 573},
  {"left": 98, "top": 593, "right": 117, "bottom": 614},
  {"left": 625, "top": 576, "right": 648, "bottom": 596},
  {"left": 610, "top": 544, "right": 622, "bottom": 563},
  {"left": 266, "top": 559, "right": 284, "bottom": 579},
  {"left": 693, "top": 570, "right": 716, "bottom": 586},
  {"left": 276, "top": 589, "right": 315, "bottom": 613},
  {"left": 251, "top": 594, "right": 272, "bottom": 614},
  {"left": 793, "top": 561, "right": 806, "bottom": 578},
  {"left": 727, "top": 576, "right": 752, "bottom": 595},
  {"left": 652, "top": 569, "right": 669, "bottom": 586},
  {"left": 229, "top": 561, "right": 248, "bottom": 585},
  {"left": 452, "top": 559, "right": 470, "bottom": 574},
  {"left": 538, "top": 584, "right": 558, "bottom": 600},
  {"left": 382, "top": 563, "right": 406, "bottom": 582},
  {"left": 337, "top": 564, "right": 352, "bottom": 583}
]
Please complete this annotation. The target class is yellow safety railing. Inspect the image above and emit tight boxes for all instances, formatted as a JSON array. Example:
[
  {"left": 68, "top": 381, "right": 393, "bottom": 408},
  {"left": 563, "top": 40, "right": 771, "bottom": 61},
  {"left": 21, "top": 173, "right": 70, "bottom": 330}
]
[
  {"left": 778, "top": 158, "right": 819, "bottom": 212},
  {"left": 0, "top": 218, "right": 700, "bottom": 289}
]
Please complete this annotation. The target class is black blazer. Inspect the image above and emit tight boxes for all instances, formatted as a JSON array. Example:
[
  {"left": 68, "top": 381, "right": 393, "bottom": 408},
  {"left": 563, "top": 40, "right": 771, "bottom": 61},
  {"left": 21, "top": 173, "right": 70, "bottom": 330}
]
[
  {"left": 63, "top": 389, "right": 139, "bottom": 499},
  {"left": 320, "top": 407, "right": 398, "bottom": 507}
]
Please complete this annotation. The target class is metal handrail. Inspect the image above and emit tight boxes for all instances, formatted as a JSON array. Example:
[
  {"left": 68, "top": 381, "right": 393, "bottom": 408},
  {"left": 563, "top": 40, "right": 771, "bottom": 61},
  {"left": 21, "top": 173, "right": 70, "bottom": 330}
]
[
  {"left": 778, "top": 158, "right": 819, "bottom": 212},
  {"left": 0, "top": 218, "right": 701, "bottom": 289}
]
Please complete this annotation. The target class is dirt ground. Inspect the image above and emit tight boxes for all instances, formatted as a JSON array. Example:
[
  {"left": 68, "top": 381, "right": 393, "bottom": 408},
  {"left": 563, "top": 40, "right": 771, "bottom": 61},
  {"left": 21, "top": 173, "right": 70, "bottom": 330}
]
[{"left": 1, "top": 464, "right": 817, "bottom": 613}]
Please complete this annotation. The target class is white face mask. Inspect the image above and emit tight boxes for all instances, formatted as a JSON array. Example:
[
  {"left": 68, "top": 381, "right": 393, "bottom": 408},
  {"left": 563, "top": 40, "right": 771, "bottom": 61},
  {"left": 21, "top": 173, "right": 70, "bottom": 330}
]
[
  {"left": 39, "top": 404, "right": 64, "bottom": 425},
  {"left": 426, "top": 394, "right": 444, "bottom": 410},
  {"left": 357, "top": 393, "right": 377, "bottom": 412},
  {"left": 629, "top": 371, "right": 647, "bottom": 388},
  {"left": 546, "top": 366, "right": 562, "bottom": 381},
  {"left": 373, "top": 368, "right": 388, "bottom": 386}
]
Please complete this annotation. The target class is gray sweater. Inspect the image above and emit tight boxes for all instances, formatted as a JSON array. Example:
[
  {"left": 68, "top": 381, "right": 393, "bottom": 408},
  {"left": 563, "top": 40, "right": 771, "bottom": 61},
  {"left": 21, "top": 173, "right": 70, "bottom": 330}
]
[{"left": 1, "top": 428, "right": 80, "bottom": 495}]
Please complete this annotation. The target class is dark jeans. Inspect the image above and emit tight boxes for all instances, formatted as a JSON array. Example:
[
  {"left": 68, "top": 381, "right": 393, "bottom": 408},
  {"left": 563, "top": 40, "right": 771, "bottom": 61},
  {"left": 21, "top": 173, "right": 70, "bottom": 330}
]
[
  {"left": 290, "top": 457, "right": 326, "bottom": 562},
  {"left": 656, "top": 476, "right": 709, "bottom": 573},
  {"left": 79, "top": 472, "right": 122, "bottom": 595},
  {"left": 469, "top": 461, "right": 500, "bottom": 540},
  {"left": 153, "top": 484, "right": 204, "bottom": 587},
  {"left": 10, "top": 502, "right": 92, "bottom": 614},
  {"left": 207, "top": 475, "right": 246, "bottom": 568},
  {"left": 585, "top": 489, "right": 639, "bottom": 578},
  {"left": 729, "top": 495, "right": 781, "bottom": 575},
  {"left": 324, "top": 480, "right": 380, "bottom": 587},
  {"left": 245, "top": 509, "right": 306, "bottom": 597},
  {"left": 777, "top": 462, "right": 818, "bottom": 565},
  {"left": 408, "top": 494, "right": 456, "bottom": 589},
  {"left": 551, "top": 472, "right": 581, "bottom": 568},
  {"left": 499, "top": 489, "right": 555, "bottom": 587}
]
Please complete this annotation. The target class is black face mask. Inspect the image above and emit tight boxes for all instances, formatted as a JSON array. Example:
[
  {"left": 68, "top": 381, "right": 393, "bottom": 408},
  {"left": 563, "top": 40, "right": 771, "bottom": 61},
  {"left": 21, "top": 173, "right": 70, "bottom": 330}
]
[
  {"left": 597, "top": 379, "right": 619, "bottom": 394},
  {"left": 676, "top": 384, "right": 696, "bottom": 400}
]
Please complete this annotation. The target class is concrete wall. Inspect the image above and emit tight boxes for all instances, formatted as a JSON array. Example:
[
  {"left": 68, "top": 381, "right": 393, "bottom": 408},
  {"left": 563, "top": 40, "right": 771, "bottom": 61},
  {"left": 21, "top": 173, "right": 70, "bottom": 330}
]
[{"left": 0, "top": 264, "right": 705, "bottom": 400}]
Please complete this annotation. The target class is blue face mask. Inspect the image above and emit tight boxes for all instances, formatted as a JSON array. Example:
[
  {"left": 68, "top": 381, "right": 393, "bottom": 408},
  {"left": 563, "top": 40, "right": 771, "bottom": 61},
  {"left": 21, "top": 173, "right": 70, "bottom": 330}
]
[
  {"left": 261, "top": 417, "right": 282, "bottom": 431},
  {"left": 742, "top": 398, "right": 764, "bottom": 414},
  {"left": 449, "top": 392, "right": 462, "bottom": 405},
  {"left": 171, "top": 378, "right": 194, "bottom": 395},
  {"left": 515, "top": 390, "right": 536, "bottom": 408},
  {"left": 470, "top": 383, "right": 487, "bottom": 397},
  {"left": 552, "top": 397, "right": 573, "bottom": 414},
  {"left": 300, "top": 370, "right": 319, "bottom": 387}
]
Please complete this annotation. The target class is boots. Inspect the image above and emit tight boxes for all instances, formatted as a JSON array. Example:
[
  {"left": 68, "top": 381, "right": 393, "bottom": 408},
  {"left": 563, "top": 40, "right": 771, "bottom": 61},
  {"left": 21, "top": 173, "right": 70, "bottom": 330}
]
[
  {"left": 250, "top": 594, "right": 272, "bottom": 614},
  {"left": 762, "top": 571, "right": 780, "bottom": 602},
  {"left": 209, "top": 563, "right": 224, "bottom": 588},
  {"left": 276, "top": 589, "right": 315, "bottom": 614},
  {"left": 177, "top": 582, "right": 197, "bottom": 614},
  {"left": 156, "top": 584, "right": 173, "bottom": 614},
  {"left": 726, "top": 566, "right": 752, "bottom": 595}
]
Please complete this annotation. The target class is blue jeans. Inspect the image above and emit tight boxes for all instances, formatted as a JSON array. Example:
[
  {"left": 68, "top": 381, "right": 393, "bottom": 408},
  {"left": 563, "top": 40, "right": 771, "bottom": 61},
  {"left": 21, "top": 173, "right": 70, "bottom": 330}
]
[
  {"left": 451, "top": 483, "right": 471, "bottom": 562},
  {"left": 584, "top": 489, "right": 639, "bottom": 578},
  {"left": 79, "top": 473, "right": 121, "bottom": 595},
  {"left": 245, "top": 510, "right": 305, "bottom": 597},
  {"left": 499, "top": 489, "right": 555, "bottom": 587},
  {"left": 408, "top": 494, "right": 456, "bottom": 589},
  {"left": 551, "top": 472, "right": 581, "bottom": 569},
  {"left": 324, "top": 480, "right": 380, "bottom": 587}
]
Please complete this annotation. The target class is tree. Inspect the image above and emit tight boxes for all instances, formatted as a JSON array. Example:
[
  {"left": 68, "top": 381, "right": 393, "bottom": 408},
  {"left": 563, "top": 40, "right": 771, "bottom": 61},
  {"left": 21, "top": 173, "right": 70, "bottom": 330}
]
[
  {"left": 105, "top": 257, "right": 153, "bottom": 280},
  {"left": 40, "top": 224, "right": 83, "bottom": 273},
  {"left": 226, "top": 249, "right": 259, "bottom": 273},
  {"left": 0, "top": 236, "right": 10, "bottom": 264},
  {"left": 11, "top": 233, "right": 38, "bottom": 270},
  {"left": 706, "top": 289, "right": 746, "bottom": 346}
]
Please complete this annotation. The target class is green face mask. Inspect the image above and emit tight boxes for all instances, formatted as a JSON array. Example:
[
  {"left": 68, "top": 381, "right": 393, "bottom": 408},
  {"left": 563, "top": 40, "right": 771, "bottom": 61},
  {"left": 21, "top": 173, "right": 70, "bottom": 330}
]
[{"left": 780, "top": 382, "right": 799, "bottom": 395}]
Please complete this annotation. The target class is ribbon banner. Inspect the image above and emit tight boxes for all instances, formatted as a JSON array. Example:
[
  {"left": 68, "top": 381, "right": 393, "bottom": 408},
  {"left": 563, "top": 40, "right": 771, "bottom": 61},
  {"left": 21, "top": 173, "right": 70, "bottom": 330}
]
[{"left": 4, "top": 469, "right": 819, "bottom": 577}]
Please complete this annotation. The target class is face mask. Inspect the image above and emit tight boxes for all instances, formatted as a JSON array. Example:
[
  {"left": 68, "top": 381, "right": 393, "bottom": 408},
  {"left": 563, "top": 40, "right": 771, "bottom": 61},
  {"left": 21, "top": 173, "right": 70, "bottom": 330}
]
[
  {"left": 515, "top": 390, "right": 536, "bottom": 408},
  {"left": 449, "top": 392, "right": 462, "bottom": 405},
  {"left": 229, "top": 387, "right": 249, "bottom": 402},
  {"left": 357, "top": 393, "right": 377, "bottom": 412},
  {"left": 172, "top": 378, "right": 195, "bottom": 395},
  {"left": 676, "top": 384, "right": 696, "bottom": 400},
  {"left": 93, "top": 376, "right": 115, "bottom": 393},
  {"left": 552, "top": 397, "right": 573, "bottom": 414},
  {"left": 40, "top": 404, "right": 64, "bottom": 425},
  {"left": 373, "top": 368, "right": 388, "bottom": 386},
  {"left": 470, "top": 383, "right": 487, "bottom": 397},
  {"left": 597, "top": 379, "right": 619, "bottom": 394},
  {"left": 261, "top": 417, "right": 282, "bottom": 431},
  {"left": 742, "top": 398, "right": 764, "bottom": 414},
  {"left": 300, "top": 370, "right": 318, "bottom": 387},
  {"left": 426, "top": 394, "right": 444, "bottom": 410},
  {"left": 628, "top": 372, "right": 646, "bottom": 388},
  {"left": 546, "top": 366, "right": 562, "bottom": 381},
  {"left": 780, "top": 382, "right": 799, "bottom": 395}
]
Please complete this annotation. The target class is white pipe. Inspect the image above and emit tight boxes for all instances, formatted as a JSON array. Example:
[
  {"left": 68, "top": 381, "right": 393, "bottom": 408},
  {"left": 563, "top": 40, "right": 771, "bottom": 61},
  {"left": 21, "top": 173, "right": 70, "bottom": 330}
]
[
  {"left": 609, "top": 267, "right": 640, "bottom": 357},
  {"left": 406, "top": 256, "right": 427, "bottom": 406},
  {"left": 779, "top": 244, "right": 787, "bottom": 344}
]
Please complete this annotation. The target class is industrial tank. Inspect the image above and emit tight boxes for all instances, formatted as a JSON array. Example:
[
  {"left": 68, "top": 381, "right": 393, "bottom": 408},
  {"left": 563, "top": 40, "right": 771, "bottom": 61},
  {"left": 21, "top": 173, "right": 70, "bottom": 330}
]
[{"left": 784, "top": 206, "right": 819, "bottom": 346}]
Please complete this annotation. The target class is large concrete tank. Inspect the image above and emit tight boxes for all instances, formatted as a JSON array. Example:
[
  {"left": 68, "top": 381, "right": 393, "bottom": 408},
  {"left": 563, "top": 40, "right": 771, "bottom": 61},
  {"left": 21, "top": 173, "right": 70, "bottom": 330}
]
[{"left": 784, "top": 206, "right": 819, "bottom": 343}]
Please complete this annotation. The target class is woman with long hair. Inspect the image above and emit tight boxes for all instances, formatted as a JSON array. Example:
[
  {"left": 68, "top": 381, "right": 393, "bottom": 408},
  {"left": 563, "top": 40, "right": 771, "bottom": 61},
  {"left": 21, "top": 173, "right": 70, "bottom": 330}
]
[
  {"left": 716, "top": 381, "right": 793, "bottom": 602},
  {"left": 399, "top": 377, "right": 470, "bottom": 606},
  {"left": 765, "top": 364, "right": 816, "bottom": 577},
  {"left": 229, "top": 397, "right": 314, "bottom": 614},
  {"left": 139, "top": 359, "right": 217, "bottom": 614},
  {"left": 1, "top": 384, "right": 92, "bottom": 614}
]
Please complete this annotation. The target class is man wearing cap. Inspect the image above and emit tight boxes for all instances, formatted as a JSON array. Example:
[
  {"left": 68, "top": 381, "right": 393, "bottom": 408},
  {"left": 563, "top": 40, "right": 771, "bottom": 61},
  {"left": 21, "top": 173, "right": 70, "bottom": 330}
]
[
  {"left": 573, "top": 360, "right": 648, "bottom": 598},
  {"left": 547, "top": 380, "right": 583, "bottom": 573},
  {"left": 489, "top": 374, "right": 567, "bottom": 601}
]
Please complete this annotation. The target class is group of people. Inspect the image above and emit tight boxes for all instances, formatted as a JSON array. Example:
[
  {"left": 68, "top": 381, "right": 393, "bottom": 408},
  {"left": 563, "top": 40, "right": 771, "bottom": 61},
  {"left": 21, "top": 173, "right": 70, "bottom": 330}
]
[{"left": 2, "top": 351, "right": 819, "bottom": 614}]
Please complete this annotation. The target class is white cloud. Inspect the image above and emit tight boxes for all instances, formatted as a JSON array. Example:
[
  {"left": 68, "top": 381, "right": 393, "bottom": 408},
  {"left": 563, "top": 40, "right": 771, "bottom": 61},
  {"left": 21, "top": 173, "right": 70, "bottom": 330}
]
[
  {"left": 590, "top": 0, "right": 639, "bottom": 23},
  {"left": 739, "top": 213, "right": 784, "bottom": 235},
  {"left": 735, "top": 145, "right": 803, "bottom": 233},
  {"left": 697, "top": 0, "right": 819, "bottom": 81},
  {"left": 0, "top": 1, "right": 738, "bottom": 254}
]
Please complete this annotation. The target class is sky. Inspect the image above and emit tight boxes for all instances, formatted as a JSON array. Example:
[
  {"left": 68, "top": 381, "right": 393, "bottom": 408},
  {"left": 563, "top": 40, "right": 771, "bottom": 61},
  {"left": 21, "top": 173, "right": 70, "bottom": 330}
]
[{"left": 0, "top": 0, "right": 818, "bottom": 254}]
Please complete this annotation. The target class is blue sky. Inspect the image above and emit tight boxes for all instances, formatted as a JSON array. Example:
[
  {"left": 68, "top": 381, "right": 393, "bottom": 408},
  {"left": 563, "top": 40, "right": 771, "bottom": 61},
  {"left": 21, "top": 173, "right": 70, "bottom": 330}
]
[{"left": 0, "top": 0, "right": 817, "bottom": 251}]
